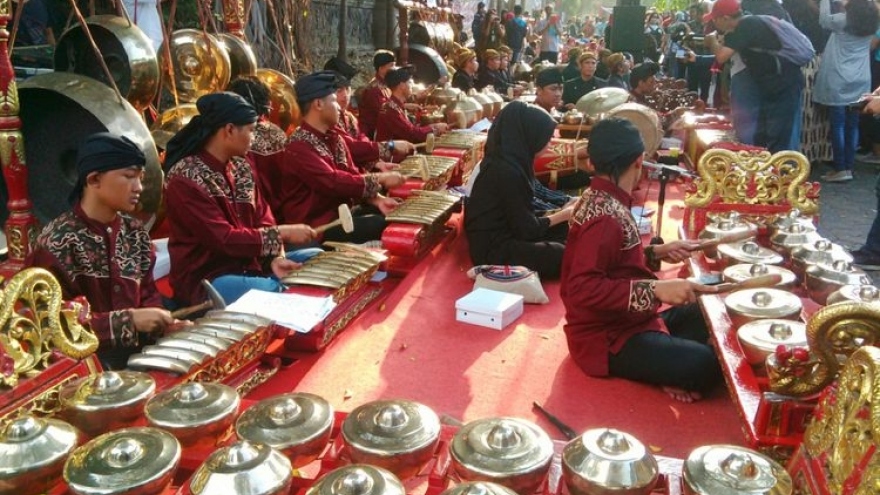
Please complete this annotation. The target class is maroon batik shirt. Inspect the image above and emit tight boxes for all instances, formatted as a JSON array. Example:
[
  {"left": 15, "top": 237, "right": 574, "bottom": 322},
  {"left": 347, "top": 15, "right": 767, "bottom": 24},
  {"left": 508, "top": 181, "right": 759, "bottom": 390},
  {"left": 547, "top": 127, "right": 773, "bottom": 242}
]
[
  {"left": 279, "top": 122, "right": 382, "bottom": 226},
  {"left": 357, "top": 77, "right": 390, "bottom": 139},
  {"left": 337, "top": 109, "right": 392, "bottom": 171},
  {"left": 249, "top": 119, "right": 289, "bottom": 213},
  {"left": 374, "top": 95, "right": 433, "bottom": 144},
  {"left": 165, "top": 152, "right": 283, "bottom": 305},
  {"left": 26, "top": 203, "right": 162, "bottom": 349},
  {"left": 559, "top": 177, "right": 665, "bottom": 377}
]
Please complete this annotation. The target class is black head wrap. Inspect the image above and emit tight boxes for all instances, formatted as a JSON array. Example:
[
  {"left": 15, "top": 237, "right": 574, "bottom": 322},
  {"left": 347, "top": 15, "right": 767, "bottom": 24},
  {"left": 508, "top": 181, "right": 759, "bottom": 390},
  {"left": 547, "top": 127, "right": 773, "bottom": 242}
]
[
  {"left": 227, "top": 76, "right": 272, "bottom": 116},
  {"left": 373, "top": 50, "right": 396, "bottom": 70},
  {"left": 385, "top": 66, "right": 413, "bottom": 88},
  {"left": 69, "top": 132, "right": 146, "bottom": 204},
  {"left": 295, "top": 71, "right": 339, "bottom": 107},
  {"left": 629, "top": 62, "right": 659, "bottom": 88},
  {"left": 482, "top": 101, "right": 556, "bottom": 190},
  {"left": 324, "top": 56, "right": 358, "bottom": 80},
  {"left": 163, "top": 92, "right": 258, "bottom": 171},
  {"left": 588, "top": 118, "right": 645, "bottom": 183},
  {"left": 535, "top": 68, "right": 564, "bottom": 88}
]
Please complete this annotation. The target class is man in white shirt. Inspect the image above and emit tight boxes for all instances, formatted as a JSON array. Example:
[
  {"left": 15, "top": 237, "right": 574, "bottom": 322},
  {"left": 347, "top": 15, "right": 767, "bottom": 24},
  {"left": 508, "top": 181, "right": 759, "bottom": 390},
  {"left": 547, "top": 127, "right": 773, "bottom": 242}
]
[{"left": 534, "top": 5, "right": 561, "bottom": 64}]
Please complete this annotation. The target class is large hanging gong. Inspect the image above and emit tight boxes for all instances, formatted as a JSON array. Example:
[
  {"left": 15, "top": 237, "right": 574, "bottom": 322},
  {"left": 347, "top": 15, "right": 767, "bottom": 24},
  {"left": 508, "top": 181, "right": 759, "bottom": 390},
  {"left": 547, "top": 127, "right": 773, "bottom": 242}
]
[
  {"left": 54, "top": 15, "right": 160, "bottom": 112},
  {"left": 14, "top": 72, "right": 163, "bottom": 225},
  {"left": 256, "top": 68, "right": 300, "bottom": 134},
  {"left": 217, "top": 33, "right": 257, "bottom": 82},
  {"left": 396, "top": 44, "right": 448, "bottom": 85},
  {"left": 160, "top": 29, "right": 231, "bottom": 103}
]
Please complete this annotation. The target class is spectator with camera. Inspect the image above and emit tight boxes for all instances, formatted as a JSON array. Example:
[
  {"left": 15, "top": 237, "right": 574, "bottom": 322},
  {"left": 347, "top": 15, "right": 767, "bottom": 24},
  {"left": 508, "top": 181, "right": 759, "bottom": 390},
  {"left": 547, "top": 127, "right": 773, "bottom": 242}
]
[{"left": 505, "top": 5, "right": 530, "bottom": 64}]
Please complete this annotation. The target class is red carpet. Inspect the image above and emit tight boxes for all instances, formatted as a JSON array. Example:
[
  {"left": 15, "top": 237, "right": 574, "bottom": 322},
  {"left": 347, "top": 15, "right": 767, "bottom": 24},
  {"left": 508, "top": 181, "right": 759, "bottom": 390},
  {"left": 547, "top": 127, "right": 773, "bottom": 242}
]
[{"left": 250, "top": 174, "right": 745, "bottom": 459}]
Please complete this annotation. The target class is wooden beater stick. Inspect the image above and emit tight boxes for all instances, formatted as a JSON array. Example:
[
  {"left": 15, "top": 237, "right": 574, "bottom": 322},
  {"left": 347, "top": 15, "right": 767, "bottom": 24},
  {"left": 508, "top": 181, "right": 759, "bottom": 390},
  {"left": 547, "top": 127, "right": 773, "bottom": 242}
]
[
  {"left": 313, "top": 204, "right": 355, "bottom": 234},
  {"left": 413, "top": 133, "right": 436, "bottom": 154},
  {"left": 403, "top": 155, "right": 430, "bottom": 181},
  {"left": 701, "top": 274, "right": 784, "bottom": 294},
  {"left": 689, "top": 229, "right": 758, "bottom": 252}
]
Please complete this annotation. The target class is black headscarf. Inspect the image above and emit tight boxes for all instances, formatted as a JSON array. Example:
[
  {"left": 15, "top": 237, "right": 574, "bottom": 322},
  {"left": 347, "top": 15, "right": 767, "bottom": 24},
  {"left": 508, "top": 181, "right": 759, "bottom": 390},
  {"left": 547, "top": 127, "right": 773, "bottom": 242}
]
[
  {"left": 163, "top": 92, "right": 258, "bottom": 171},
  {"left": 69, "top": 132, "right": 146, "bottom": 204},
  {"left": 482, "top": 101, "right": 556, "bottom": 189}
]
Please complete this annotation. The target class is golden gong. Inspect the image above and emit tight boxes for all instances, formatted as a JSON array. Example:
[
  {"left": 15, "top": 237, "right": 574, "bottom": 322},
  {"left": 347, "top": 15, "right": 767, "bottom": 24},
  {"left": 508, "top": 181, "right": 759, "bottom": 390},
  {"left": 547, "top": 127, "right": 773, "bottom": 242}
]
[
  {"left": 18, "top": 72, "right": 163, "bottom": 224},
  {"left": 151, "top": 104, "right": 199, "bottom": 151},
  {"left": 256, "top": 68, "right": 301, "bottom": 134},
  {"left": 161, "top": 29, "right": 231, "bottom": 103},
  {"left": 54, "top": 15, "right": 160, "bottom": 112},
  {"left": 217, "top": 33, "right": 257, "bottom": 81}
]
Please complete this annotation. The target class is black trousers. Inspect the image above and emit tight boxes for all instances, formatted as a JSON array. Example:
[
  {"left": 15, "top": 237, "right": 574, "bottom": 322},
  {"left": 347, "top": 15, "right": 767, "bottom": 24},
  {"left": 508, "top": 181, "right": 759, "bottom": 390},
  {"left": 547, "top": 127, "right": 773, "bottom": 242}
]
[
  {"left": 495, "top": 222, "right": 568, "bottom": 279},
  {"left": 608, "top": 303, "right": 722, "bottom": 393},
  {"left": 322, "top": 205, "right": 386, "bottom": 244}
]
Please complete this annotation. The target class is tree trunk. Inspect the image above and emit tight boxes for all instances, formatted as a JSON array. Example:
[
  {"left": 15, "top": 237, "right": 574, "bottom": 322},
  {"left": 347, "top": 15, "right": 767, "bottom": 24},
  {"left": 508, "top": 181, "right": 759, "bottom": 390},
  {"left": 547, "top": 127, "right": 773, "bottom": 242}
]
[
  {"left": 338, "top": 0, "right": 348, "bottom": 60},
  {"left": 386, "top": 0, "right": 395, "bottom": 47}
]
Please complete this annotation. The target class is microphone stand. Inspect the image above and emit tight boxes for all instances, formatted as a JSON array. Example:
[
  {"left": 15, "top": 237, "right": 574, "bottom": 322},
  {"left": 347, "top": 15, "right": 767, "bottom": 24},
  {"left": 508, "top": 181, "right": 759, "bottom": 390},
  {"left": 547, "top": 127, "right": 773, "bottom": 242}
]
[{"left": 642, "top": 161, "right": 696, "bottom": 271}]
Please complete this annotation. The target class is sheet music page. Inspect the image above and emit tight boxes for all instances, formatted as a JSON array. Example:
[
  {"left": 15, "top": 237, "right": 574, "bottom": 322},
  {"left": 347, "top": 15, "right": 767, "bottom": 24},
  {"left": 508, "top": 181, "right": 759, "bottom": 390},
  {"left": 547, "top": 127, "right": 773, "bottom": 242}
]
[{"left": 226, "top": 290, "right": 337, "bottom": 333}]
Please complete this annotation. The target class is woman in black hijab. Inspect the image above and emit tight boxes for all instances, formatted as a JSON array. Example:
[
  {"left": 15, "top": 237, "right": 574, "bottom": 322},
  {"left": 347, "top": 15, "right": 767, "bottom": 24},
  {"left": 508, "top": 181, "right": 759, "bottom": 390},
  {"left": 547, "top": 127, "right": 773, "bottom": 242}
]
[{"left": 465, "top": 102, "right": 574, "bottom": 278}]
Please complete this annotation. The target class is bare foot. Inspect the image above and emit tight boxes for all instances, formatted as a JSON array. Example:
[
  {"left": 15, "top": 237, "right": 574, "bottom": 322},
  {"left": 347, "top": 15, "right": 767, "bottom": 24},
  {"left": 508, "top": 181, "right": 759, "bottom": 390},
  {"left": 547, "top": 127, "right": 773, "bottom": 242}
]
[{"left": 663, "top": 386, "right": 702, "bottom": 403}]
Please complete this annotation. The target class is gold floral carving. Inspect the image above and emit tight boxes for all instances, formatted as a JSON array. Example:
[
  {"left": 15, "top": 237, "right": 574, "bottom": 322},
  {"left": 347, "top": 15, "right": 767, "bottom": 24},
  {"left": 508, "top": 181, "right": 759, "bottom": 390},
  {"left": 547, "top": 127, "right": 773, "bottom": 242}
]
[
  {"left": 684, "top": 149, "right": 818, "bottom": 214},
  {"left": 0, "top": 81, "right": 20, "bottom": 118},
  {"left": 0, "top": 374, "right": 79, "bottom": 427},
  {"left": 222, "top": 0, "right": 245, "bottom": 34},
  {"left": 321, "top": 287, "right": 382, "bottom": 346},
  {"left": 0, "top": 129, "right": 25, "bottom": 169},
  {"left": 235, "top": 363, "right": 279, "bottom": 397},
  {"left": 6, "top": 224, "right": 22, "bottom": 260},
  {"left": 0, "top": 0, "right": 9, "bottom": 16},
  {"left": 187, "top": 323, "right": 273, "bottom": 384},
  {"left": 770, "top": 302, "right": 880, "bottom": 397},
  {"left": 0, "top": 268, "right": 98, "bottom": 387},
  {"left": 804, "top": 346, "right": 880, "bottom": 495}
]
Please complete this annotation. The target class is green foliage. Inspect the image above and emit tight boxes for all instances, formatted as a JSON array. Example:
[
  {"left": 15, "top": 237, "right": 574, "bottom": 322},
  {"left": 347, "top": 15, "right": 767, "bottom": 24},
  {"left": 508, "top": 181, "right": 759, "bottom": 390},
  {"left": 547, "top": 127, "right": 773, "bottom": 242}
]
[
  {"left": 166, "top": 0, "right": 202, "bottom": 30},
  {"left": 652, "top": 0, "right": 692, "bottom": 12}
]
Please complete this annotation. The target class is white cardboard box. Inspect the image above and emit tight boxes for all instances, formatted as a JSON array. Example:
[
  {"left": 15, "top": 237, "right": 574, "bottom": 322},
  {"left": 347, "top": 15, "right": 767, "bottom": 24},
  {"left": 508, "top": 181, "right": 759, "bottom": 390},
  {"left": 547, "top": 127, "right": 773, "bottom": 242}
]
[{"left": 455, "top": 288, "right": 524, "bottom": 330}]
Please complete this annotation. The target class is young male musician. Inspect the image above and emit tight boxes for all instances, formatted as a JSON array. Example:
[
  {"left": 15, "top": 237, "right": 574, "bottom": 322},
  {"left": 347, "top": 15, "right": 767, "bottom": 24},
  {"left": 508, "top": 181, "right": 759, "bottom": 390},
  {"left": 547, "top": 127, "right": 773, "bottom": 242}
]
[
  {"left": 163, "top": 92, "right": 316, "bottom": 306},
  {"left": 375, "top": 67, "right": 448, "bottom": 144},
  {"left": 27, "top": 132, "right": 178, "bottom": 369},
  {"left": 226, "top": 76, "right": 288, "bottom": 209},
  {"left": 279, "top": 71, "right": 405, "bottom": 243},
  {"left": 358, "top": 50, "right": 397, "bottom": 139},
  {"left": 325, "top": 61, "right": 415, "bottom": 170},
  {"left": 560, "top": 118, "right": 722, "bottom": 403}
]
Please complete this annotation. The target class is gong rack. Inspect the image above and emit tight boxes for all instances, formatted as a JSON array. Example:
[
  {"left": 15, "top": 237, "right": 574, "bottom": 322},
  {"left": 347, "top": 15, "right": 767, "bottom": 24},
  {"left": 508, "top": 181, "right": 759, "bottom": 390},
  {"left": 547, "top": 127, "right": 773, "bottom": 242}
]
[{"left": 166, "top": 407, "right": 686, "bottom": 495}]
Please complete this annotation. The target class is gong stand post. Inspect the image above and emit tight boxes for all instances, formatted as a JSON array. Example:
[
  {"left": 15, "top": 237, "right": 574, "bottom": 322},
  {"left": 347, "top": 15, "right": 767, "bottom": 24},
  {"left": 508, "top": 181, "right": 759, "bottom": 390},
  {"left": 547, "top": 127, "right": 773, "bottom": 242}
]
[
  {"left": 0, "top": 0, "right": 39, "bottom": 275},
  {"left": 222, "top": 0, "right": 246, "bottom": 38},
  {"left": 646, "top": 163, "right": 679, "bottom": 272}
]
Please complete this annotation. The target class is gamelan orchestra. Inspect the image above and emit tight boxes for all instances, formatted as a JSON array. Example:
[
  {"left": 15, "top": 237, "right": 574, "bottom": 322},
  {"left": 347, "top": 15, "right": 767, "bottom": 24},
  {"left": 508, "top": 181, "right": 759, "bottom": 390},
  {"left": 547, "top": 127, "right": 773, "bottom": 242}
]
[{"left": 7, "top": 0, "right": 880, "bottom": 493}]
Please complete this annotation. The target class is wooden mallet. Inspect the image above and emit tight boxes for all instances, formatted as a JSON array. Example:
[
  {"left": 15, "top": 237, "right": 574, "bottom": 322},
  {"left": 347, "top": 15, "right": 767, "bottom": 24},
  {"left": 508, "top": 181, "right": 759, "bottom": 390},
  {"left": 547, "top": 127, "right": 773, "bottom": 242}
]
[
  {"left": 313, "top": 204, "right": 355, "bottom": 234},
  {"left": 403, "top": 154, "right": 431, "bottom": 181},
  {"left": 413, "top": 133, "right": 436, "bottom": 154},
  {"left": 171, "top": 279, "right": 227, "bottom": 320}
]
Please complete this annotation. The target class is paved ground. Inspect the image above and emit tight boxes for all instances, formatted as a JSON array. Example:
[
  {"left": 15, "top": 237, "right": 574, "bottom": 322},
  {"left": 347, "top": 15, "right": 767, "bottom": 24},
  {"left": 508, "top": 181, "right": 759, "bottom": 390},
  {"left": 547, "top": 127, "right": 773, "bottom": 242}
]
[{"left": 812, "top": 158, "right": 879, "bottom": 281}]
